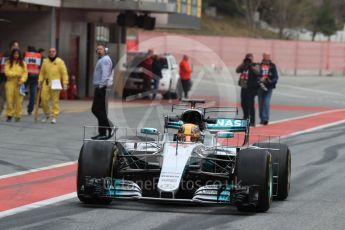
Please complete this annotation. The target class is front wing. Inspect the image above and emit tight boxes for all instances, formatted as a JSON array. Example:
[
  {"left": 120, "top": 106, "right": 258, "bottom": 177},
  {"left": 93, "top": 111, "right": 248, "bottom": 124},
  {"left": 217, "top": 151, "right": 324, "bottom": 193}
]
[{"left": 79, "top": 177, "right": 259, "bottom": 207}]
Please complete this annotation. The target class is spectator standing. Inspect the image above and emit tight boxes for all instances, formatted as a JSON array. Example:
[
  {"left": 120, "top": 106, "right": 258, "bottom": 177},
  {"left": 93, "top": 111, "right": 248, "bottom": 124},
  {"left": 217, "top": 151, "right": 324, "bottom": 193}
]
[
  {"left": 0, "top": 41, "right": 19, "bottom": 116},
  {"left": 236, "top": 53, "right": 260, "bottom": 127},
  {"left": 258, "top": 52, "right": 279, "bottom": 125},
  {"left": 179, "top": 55, "right": 192, "bottom": 99},
  {"left": 91, "top": 44, "right": 114, "bottom": 140},
  {"left": 38, "top": 48, "right": 68, "bottom": 124},
  {"left": 24, "top": 46, "right": 41, "bottom": 115},
  {"left": 141, "top": 49, "right": 154, "bottom": 99},
  {"left": 151, "top": 55, "right": 163, "bottom": 100},
  {"left": 4, "top": 48, "right": 28, "bottom": 122}
]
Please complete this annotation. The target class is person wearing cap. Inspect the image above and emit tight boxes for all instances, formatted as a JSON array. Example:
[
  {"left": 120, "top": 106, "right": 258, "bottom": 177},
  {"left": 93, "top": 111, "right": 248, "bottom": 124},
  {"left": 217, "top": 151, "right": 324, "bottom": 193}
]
[
  {"left": 38, "top": 48, "right": 68, "bottom": 124},
  {"left": 4, "top": 48, "right": 28, "bottom": 122},
  {"left": 258, "top": 52, "right": 279, "bottom": 125}
]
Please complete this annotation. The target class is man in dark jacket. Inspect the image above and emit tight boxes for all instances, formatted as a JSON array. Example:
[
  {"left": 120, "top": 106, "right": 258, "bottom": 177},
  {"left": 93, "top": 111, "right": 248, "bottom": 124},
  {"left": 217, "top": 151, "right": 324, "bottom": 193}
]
[
  {"left": 236, "top": 53, "right": 260, "bottom": 127},
  {"left": 141, "top": 49, "right": 154, "bottom": 99},
  {"left": 24, "top": 46, "right": 41, "bottom": 115},
  {"left": 151, "top": 55, "right": 163, "bottom": 99},
  {"left": 258, "top": 52, "right": 279, "bottom": 125}
]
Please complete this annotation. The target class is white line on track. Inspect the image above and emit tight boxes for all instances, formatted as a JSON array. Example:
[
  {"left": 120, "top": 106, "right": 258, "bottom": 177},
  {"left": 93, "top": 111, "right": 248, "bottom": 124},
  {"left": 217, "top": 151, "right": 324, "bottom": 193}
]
[
  {"left": 1, "top": 108, "right": 345, "bottom": 218},
  {"left": 268, "top": 108, "right": 345, "bottom": 125},
  {"left": 274, "top": 91, "right": 345, "bottom": 105},
  {"left": 280, "top": 119, "right": 345, "bottom": 140},
  {"left": 279, "top": 84, "right": 345, "bottom": 97},
  {"left": 0, "top": 161, "right": 77, "bottom": 180},
  {"left": 0, "top": 193, "right": 77, "bottom": 219}
]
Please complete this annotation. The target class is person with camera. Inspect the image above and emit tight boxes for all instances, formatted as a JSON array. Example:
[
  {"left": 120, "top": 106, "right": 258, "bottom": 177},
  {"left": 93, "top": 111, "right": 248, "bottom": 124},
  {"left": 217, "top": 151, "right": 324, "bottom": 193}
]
[
  {"left": 258, "top": 52, "right": 279, "bottom": 125},
  {"left": 236, "top": 53, "right": 260, "bottom": 127}
]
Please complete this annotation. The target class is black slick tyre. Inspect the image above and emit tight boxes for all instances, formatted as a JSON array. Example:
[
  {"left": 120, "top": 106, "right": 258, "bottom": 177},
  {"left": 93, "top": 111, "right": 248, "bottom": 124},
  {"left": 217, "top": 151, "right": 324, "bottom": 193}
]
[
  {"left": 77, "top": 141, "right": 115, "bottom": 204},
  {"left": 236, "top": 149, "right": 273, "bottom": 212}
]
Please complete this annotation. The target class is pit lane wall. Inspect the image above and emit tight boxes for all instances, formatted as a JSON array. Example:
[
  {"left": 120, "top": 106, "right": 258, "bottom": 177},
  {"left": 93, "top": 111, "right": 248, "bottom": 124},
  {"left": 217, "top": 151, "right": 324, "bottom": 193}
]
[{"left": 132, "top": 32, "right": 345, "bottom": 76}]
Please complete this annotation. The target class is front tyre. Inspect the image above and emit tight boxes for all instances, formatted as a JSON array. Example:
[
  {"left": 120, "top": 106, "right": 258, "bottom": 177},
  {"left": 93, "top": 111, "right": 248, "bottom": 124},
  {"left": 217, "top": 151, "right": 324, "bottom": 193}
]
[
  {"left": 236, "top": 149, "right": 273, "bottom": 212},
  {"left": 77, "top": 141, "right": 115, "bottom": 204}
]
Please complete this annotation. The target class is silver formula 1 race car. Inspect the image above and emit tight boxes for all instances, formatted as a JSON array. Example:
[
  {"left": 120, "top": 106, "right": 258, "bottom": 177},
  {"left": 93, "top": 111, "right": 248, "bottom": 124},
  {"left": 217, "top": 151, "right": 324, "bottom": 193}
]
[{"left": 77, "top": 99, "right": 291, "bottom": 212}]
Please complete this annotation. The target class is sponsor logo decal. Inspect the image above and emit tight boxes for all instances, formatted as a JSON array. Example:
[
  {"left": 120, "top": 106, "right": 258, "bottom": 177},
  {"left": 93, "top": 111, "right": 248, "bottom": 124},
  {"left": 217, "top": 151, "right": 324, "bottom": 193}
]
[{"left": 207, "top": 119, "right": 246, "bottom": 128}]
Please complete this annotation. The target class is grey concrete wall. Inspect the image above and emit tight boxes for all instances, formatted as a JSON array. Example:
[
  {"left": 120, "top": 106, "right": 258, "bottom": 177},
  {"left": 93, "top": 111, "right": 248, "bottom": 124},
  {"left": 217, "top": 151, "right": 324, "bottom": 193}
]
[
  {"left": 0, "top": 11, "right": 51, "bottom": 53},
  {"left": 59, "top": 9, "right": 88, "bottom": 97}
]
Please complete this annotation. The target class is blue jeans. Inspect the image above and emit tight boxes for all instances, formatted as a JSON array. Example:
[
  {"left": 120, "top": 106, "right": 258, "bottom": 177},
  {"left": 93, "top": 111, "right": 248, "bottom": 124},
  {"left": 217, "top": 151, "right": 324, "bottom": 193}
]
[
  {"left": 258, "top": 88, "right": 273, "bottom": 122},
  {"left": 25, "top": 76, "right": 38, "bottom": 114}
]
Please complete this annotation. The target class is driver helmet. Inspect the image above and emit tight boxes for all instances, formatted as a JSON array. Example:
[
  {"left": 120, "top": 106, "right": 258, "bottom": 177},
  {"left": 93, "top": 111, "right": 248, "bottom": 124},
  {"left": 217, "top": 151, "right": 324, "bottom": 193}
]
[{"left": 177, "top": 123, "right": 201, "bottom": 142}]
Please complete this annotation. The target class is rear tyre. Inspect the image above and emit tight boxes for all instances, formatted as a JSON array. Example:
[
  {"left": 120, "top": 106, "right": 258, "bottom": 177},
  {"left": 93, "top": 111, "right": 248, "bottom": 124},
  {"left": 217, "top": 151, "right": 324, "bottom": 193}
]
[
  {"left": 236, "top": 149, "right": 273, "bottom": 212},
  {"left": 253, "top": 143, "right": 291, "bottom": 200},
  {"left": 77, "top": 141, "right": 115, "bottom": 204}
]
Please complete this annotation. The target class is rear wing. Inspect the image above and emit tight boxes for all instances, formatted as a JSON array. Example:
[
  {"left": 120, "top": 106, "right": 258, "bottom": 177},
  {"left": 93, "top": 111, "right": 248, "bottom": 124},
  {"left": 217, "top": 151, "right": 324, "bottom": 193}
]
[
  {"left": 206, "top": 118, "right": 248, "bottom": 133},
  {"left": 172, "top": 104, "right": 239, "bottom": 117},
  {"left": 203, "top": 107, "right": 238, "bottom": 117},
  {"left": 206, "top": 118, "right": 250, "bottom": 145},
  {"left": 164, "top": 117, "right": 249, "bottom": 133},
  {"left": 172, "top": 99, "right": 206, "bottom": 112}
]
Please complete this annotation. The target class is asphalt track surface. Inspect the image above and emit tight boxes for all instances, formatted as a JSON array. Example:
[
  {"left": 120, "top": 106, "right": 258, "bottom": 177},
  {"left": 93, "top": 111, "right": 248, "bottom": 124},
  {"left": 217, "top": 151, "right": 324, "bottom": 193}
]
[{"left": 0, "top": 73, "right": 345, "bottom": 229}]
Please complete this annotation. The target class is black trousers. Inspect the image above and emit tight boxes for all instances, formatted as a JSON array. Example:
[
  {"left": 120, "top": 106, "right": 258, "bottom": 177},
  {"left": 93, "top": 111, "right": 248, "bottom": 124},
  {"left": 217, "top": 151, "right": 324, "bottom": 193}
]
[
  {"left": 92, "top": 87, "right": 110, "bottom": 136},
  {"left": 240, "top": 87, "right": 257, "bottom": 125},
  {"left": 181, "top": 79, "right": 191, "bottom": 98}
]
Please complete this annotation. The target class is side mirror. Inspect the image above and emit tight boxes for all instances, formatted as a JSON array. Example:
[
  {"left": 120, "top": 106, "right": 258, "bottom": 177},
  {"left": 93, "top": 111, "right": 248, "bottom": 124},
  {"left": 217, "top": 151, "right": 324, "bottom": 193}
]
[
  {"left": 140, "top": 128, "right": 159, "bottom": 135},
  {"left": 217, "top": 131, "right": 234, "bottom": 139}
]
